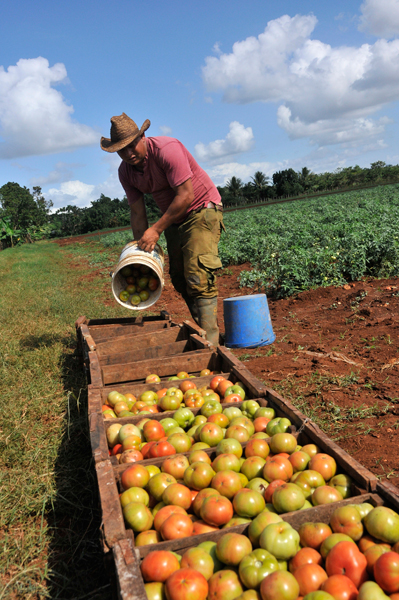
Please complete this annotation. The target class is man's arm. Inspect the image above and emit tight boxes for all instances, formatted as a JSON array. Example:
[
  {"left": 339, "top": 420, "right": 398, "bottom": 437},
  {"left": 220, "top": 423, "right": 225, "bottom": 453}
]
[
  {"left": 137, "top": 179, "right": 194, "bottom": 252},
  {"left": 130, "top": 195, "right": 149, "bottom": 241}
]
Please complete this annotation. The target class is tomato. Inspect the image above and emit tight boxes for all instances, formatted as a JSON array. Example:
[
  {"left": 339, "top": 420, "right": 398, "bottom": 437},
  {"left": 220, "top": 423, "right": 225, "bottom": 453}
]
[
  {"left": 264, "top": 479, "right": 285, "bottom": 503},
  {"left": 141, "top": 550, "right": 180, "bottom": 582},
  {"left": 162, "top": 483, "right": 192, "bottom": 510},
  {"left": 180, "top": 548, "right": 214, "bottom": 581},
  {"left": 224, "top": 393, "right": 243, "bottom": 403},
  {"left": 135, "top": 529, "right": 162, "bottom": 546},
  {"left": 325, "top": 540, "right": 368, "bottom": 588},
  {"left": 192, "top": 488, "right": 220, "bottom": 517},
  {"left": 119, "top": 449, "right": 143, "bottom": 464},
  {"left": 207, "top": 413, "right": 229, "bottom": 428},
  {"left": 374, "top": 551, "right": 399, "bottom": 594},
  {"left": 160, "top": 513, "right": 194, "bottom": 540},
  {"left": 212, "top": 453, "right": 241, "bottom": 473},
  {"left": 162, "top": 455, "right": 190, "bottom": 480},
  {"left": 200, "top": 495, "right": 234, "bottom": 526},
  {"left": 233, "top": 488, "right": 266, "bottom": 518},
  {"left": 259, "top": 571, "right": 300, "bottom": 600},
  {"left": 153, "top": 505, "right": 187, "bottom": 532},
  {"left": 209, "top": 375, "right": 226, "bottom": 391},
  {"left": 120, "top": 463, "right": 150, "bottom": 491},
  {"left": 320, "top": 574, "right": 359, "bottom": 599},
  {"left": 149, "top": 441, "right": 177, "bottom": 458},
  {"left": 225, "top": 425, "right": 250, "bottom": 443},
  {"left": 289, "top": 547, "right": 323, "bottom": 572},
  {"left": 216, "top": 379, "right": 234, "bottom": 396},
  {"left": 185, "top": 395, "right": 205, "bottom": 408},
  {"left": 188, "top": 449, "right": 212, "bottom": 465},
  {"left": 293, "top": 563, "right": 328, "bottom": 596},
  {"left": 364, "top": 543, "right": 390, "bottom": 575},
  {"left": 184, "top": 462, "right": 216, "bottom": 490},
  {"left": 193, "top": 520, "right": 219, "bottom": 534},
  {"left": 147, "top": 473, "right": 177, "bottom": 502},
  {"left": 245, "top": 438, "right": 270, "bottom": 459},
  {"left": 309, "top": 453, "right": 337, "bottom": 481},
  {"left": 211, "top": 470, "right": 243, "bottom": 499},
  {"left": 330, "top": 506, "right": 363, "bottom": 541},
  {"left": 263, "top": 456, "right": 293, "bottom": 483},
  {"left": 208, "top": 570, "right": 243, "bottom": 600},
  {"left": 297, "top": 523, "right": 332, "bottom": 551},
  {"left": 216, "top": 532, "right": 252, "bottom": 566},
  {"left": 123, "top": 502, "right": 153, "bottom": 532}
]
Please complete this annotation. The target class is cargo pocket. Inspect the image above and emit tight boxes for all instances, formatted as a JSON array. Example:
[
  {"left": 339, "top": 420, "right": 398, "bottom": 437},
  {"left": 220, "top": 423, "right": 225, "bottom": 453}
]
[{"left": 198, "top": 254, "right": 223, "bottom": 292}]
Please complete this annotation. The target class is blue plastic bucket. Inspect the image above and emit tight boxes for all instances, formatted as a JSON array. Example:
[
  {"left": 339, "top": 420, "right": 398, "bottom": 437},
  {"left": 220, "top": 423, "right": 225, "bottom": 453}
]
[{"left": 223, "top": 294, "right": 276, "bottom": 348}]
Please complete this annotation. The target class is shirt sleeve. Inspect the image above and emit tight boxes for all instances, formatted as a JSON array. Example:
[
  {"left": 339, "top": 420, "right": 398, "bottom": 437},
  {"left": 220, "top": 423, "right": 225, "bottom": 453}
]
[
  {"left": 118, "top": 162, "right": 142, "bottom": 206},
  {"left": 157, "top": 140, "right": 193, "bottom": 188}
]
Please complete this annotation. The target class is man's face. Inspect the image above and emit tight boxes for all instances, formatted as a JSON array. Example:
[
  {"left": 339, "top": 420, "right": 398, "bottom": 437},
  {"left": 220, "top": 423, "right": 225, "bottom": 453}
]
[{"left": 118, "top": 134, "right": 147, "bottom": 167}]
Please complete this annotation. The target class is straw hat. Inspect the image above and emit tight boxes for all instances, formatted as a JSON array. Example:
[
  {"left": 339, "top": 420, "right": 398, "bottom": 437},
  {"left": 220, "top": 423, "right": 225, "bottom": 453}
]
[{"left": 100, "top": 113, "right": 151, "bottom": 152}]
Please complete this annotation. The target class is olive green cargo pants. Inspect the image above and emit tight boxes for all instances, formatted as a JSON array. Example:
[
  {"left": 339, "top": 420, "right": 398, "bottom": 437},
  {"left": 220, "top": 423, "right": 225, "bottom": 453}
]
[{"left": 164, "top": 207, "right": 224, "bottom": 300}]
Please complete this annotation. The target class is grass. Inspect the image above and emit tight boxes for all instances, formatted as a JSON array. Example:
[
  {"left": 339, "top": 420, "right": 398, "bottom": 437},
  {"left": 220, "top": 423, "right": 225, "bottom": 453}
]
[{"left": 0, "top": 241, "right": 146, "bottom": 598}]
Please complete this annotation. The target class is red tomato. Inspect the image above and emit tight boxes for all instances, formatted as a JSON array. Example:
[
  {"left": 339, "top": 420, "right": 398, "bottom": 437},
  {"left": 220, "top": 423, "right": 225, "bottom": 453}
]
[
  {"left": 325, "top": 541, "right": 368, "bottom": 589},
  {"left": 143, "top": 420, "right": 166, "bottom": 442},
  {"left": 320, "top": 574, "right": 358, "bottom": 600},
  {"left": 374, "top": 551, "right": 399, "bottom": 594},
  {"left": 110, "top": 443, "right": 123, "bottom": 456},
  {"left": 263, "top": 455, "right": 293, "bottom": 482},
  {"left": 160, "top": 513, "right": 194, "bottom": 540},
  {"left": 120, "top": 463, "right": 150, "bottom": 491},
  {"left": 224, "top": 393, "right": 242, "bottom": 403},
  {"left": 264, "top": 479, "right": 286, "bottom": 503},
  {"left": 162, "top": 483, "right": 192, "bottom": 510},
  {"left": 293, "top": 563, "right": 328, "bottom": 596},
  {"left": 298, "top": 522, "right": 333, "bottom": 550},
  {"left": 200, "top": 495, "right": 233, "bottom": 526},
  {"left": 209, "top": 375, "right": 226, "bottom": 391},
  {"left": 149, "top": 441, "right": 177, "bottom": 458},
  {"left": 141, "top": 550, "right": 180, "bottom": 582},
  {"left": 192, "top": 520, "right": 219, "bottom": 534},
  {"left": 309, "top": 453, "right": 337, "bottom": 481},
  {"left": 165, "top": 568, "right": 208, "bottom": 600},
  {"left": 289, "top": 547, "right": 323, "bottom": 573},
  {"left": 153, "top": 505, "right": 187, "bottom": 532}
]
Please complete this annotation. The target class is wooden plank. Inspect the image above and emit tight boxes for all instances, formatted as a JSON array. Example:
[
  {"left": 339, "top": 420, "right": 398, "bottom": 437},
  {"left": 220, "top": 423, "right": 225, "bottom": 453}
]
[
  {"left": 88, "top": 386, "right": 103, "bottom": 414},
  {"left": 99, "top": 339, "right": 190, "bottom": 367},
  {"left": 75, "top": 315, "right": 87, "bottom": 328},
  {"left": 376, "top": 480, "right": 399, "bottom": 511},
  {"left": 90, "top": 412, "right": 109, "bottom": 463},
  {"left": 180, "top": 319, "right": 207, "bottom": 339},
  {"left": 96, "top": 326, "right": 187, "bottom": 356},
  {"left": 90, "top": 321, "right": 173, "bottom": 343},
  {"left": 113, "top": 540, "right": 147, "bottom": 600},
  {"left": 101, "top": 349, "right": 215, "bottom": 385},
  {"left": 303, "top": 421, "right": 378, "bottom": 492},
  {"left": 217, "top": 345, "right": 246, "bottom": 372},
  {"left": 87, "top": 312, "right": 171, "bottom": 327},
  {"left": 89, "top": 351, "right": 103, "bottom": 386},
  {"left": 95, "top": 459, "right": 126, "bottom": 550},
  {"left": 264, "top": 386, "right": 313, "bottom": 430},
  {"left": 189, "top": 333, "right": 213, "bottom": 351},
  {"left": 232, "top": 365, "right": 269, "bottom": 398}
]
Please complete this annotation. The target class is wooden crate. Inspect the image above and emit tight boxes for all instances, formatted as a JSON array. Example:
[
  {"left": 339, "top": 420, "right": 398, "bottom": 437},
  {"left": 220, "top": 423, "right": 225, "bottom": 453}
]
[
  {"left": 89, "top": 363, "right": 269, "bottom": 464},
  {"left": 76, "top": 313, "right": 206, "bottom": 384},
  {"left": 111, "top": 488, "right": 389, "bottom": 599},
  {"left": 94, "top": 421, "right": 377, "bottom": 556}
]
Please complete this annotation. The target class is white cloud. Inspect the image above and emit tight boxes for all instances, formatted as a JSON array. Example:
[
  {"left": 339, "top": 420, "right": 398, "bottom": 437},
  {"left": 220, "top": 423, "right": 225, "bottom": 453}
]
[
  {"left": 206, "top": 162, "right": 275, "bottom": 186},
  {"left": 202, "top": 14, "right": 399, "bottom": 148},
  {"left": 159, "top": 125, "right": 172, "bottom": 135},
  {"left": 195, "top": 121, "right": 254, "bottom": 163},
  {"left": 0, "top": 57, "right": 98, "bottom": 159},
  {"left": 359, "top": 0, "right": 399, "bottom": 37}
]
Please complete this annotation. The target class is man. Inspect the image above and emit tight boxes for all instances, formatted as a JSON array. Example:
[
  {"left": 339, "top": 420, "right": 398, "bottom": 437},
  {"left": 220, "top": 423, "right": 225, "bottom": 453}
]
[{"left": 100, "top": 113, "right": 224, "bottom": 346}]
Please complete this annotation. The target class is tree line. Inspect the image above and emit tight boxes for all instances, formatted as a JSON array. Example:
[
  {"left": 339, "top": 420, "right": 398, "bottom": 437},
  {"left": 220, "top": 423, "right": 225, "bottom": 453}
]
[{"left": 1, "top": 161, "right": 399, "bottom": 247}]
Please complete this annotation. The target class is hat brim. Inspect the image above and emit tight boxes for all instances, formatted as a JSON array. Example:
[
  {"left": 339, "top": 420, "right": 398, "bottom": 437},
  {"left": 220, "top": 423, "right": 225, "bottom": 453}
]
[{"left": 100, "top": 119, "right": 151, "bottom": 153}]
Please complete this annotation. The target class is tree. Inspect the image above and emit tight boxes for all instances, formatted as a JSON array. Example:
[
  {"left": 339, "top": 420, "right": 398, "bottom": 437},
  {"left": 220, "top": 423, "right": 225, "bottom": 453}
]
[
  {"left": 272, "top": 169, "right": 303, "bottom": 197},
  {"left": 250, "top": 171, "right": 270, "bottom": 201},
  {"left": 0, "top": 182, "right": 51, "bottom": 231},
  {"left": 225, "top": 176, "right": 245, "bottom": 205}
]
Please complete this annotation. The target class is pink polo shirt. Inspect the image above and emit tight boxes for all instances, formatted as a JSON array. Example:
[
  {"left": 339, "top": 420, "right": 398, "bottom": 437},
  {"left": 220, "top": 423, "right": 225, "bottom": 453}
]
[{"left": 118, "top": 136, "right": 221, "bottom": 218}]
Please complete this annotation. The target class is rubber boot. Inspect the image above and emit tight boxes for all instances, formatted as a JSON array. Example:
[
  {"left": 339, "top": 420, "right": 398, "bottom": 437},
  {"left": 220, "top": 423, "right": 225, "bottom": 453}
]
[
  {"left": 182, "top": 294, "right": 200, "bottom": 325},
  {"left": 195, "top": 297, "right": 219, "bottom": 346}
]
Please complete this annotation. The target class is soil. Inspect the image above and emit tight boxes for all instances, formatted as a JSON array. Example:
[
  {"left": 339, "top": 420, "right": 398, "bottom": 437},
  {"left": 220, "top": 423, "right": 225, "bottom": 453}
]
[{"left": 58, "top": 237, "right": 399, "bottom": 487}]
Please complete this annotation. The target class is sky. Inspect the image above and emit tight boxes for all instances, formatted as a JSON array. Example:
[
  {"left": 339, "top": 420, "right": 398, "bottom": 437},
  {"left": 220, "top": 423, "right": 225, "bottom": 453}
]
[{"left": 1, "top": 0, "right": 399, "bottom": 211}]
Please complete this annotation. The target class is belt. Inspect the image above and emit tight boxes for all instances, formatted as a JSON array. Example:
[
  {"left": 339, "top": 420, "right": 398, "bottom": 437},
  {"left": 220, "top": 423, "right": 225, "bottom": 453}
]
[{"left": 191, "top": 201, "right": 223, "bottom": 215}]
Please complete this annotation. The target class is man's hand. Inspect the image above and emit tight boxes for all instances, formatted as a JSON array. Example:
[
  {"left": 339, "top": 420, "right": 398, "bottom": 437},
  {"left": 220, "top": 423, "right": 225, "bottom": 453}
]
[{"left": 137, "top": 226, "right": 160, "bottom": 252}]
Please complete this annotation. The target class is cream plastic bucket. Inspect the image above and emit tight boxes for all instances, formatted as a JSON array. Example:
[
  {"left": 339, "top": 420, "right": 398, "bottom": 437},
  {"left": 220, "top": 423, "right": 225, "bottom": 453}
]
[{"left": 112, "top": 241, "right": 165, "bottom": 310}]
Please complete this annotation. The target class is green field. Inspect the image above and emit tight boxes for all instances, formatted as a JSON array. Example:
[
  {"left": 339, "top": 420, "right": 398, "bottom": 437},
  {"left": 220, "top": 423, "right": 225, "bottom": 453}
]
[{"left": 1, "top": 184, "right": 399, "bottom": 598}]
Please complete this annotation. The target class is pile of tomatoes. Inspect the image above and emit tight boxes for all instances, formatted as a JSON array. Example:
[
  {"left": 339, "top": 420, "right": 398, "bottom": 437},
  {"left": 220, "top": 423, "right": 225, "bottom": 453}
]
[
  {"left": 102, "top": 374, "right": 247, "bottom": 419},
  {"left": 118, "top": 263, "right": 160, "bottom": 306},
  {"left": 139, "top": 501, "right": 399, "bottom": 600}
]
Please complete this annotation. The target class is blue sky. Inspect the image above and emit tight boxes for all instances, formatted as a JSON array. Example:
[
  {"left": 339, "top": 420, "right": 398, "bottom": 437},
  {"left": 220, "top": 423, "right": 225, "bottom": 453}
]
[{"left": 1, "top": 0, "right": 399, "bottom": 210}]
